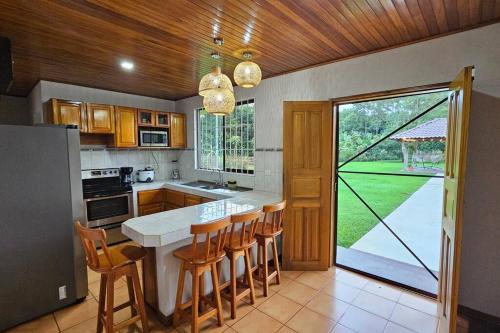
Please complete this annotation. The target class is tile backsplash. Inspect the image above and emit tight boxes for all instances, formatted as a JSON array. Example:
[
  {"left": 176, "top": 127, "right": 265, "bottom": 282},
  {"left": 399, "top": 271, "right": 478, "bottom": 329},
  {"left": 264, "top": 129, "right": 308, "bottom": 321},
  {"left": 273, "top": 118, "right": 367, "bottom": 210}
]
[{"left": 80, "top": 149, "right": 180, "bottom": 181}]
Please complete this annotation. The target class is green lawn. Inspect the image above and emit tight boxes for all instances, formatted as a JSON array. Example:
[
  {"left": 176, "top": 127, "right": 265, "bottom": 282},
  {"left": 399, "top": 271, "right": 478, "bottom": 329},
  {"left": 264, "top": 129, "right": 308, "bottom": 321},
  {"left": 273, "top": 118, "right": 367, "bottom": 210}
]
[{"left": 337, "top": 161, "right": 437, "bottom": 248}]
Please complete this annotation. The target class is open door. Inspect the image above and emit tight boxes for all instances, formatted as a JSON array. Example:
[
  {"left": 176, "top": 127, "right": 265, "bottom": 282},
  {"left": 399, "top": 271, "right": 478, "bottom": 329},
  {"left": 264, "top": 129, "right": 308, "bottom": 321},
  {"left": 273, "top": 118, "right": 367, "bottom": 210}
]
[
  {"left": 438, "top": 66, "right": 473, "bottom": 333},
  {"left": 283, "top": 101, "right": 333, "bottom": 271}
]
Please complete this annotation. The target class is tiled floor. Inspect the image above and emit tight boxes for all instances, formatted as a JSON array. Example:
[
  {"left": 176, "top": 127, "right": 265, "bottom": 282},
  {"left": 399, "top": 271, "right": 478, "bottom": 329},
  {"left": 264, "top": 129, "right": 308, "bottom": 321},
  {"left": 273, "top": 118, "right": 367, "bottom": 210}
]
[{"left": 6, "top": 251, "right": 440, "bottom": 333}]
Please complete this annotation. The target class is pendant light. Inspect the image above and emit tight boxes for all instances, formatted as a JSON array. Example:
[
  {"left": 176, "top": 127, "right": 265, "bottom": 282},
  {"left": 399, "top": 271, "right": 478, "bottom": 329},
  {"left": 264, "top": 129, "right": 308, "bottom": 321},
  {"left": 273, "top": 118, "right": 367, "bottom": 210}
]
[
  {"left": 234, "top": 51, "right": 262, "bottom": 88},
  {"left": 198, "top": 66, "right": 233, "bottom": 97},
  {"left": 203, "top": 87, "right": 236, "bottom": 116}
]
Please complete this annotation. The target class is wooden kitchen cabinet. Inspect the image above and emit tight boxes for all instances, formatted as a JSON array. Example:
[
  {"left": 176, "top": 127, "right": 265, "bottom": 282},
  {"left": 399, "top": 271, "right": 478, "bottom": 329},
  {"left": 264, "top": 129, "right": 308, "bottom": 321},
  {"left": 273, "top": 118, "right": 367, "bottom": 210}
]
[
  {"left": 138, "top": 189, "right": 165, "bottom": 216},
  {"left": 165, "top": 189, "right": 185, "bottom": 208},
  {"left": 156, "top": 112, "right": 170, "bottom": 128},
  {"left": 184, "top": 194, "right": 202, "bottom": 207},
  {"left": 86, "top": 103, "right": 115, "bottom": 134},
  {"left": 170, "top": 113, "right": 186, "bottom": 148},
  {"left": 138, "top": 109, "right": 156, "bottom": 127},
  {"left": 139, "top": 203, "right": 164, "bottom": 216},
  {"left": 45, "top": 98, "right": 87, "bottom": 132},
  {"left": 111, "top": 106, "right": 138, "bottom": 147},
  {"left": 201, "top": 197, "right": 215, "bottom": 203}
]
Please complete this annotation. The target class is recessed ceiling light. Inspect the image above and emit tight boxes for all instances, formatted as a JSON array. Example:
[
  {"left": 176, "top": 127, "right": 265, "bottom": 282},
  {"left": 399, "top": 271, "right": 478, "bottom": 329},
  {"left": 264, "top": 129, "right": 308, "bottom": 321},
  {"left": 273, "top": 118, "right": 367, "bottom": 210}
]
[{"left": 120, "top": 60, "right": 134, "bottom": 71}]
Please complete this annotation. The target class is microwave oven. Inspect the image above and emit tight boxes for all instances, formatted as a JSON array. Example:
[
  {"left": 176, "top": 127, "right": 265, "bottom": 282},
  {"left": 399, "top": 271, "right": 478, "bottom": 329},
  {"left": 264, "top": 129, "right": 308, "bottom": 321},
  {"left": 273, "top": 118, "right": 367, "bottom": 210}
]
[{"left": 139, "top": 130, "right": 169, "bottom": 147}]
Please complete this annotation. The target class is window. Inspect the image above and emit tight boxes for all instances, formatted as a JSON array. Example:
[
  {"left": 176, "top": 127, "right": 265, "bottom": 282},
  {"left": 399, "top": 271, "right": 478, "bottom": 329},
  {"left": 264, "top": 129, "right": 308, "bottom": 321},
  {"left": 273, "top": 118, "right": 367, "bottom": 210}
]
[{"left": 196, "top": 98, "right": 255, "bottom": 174}]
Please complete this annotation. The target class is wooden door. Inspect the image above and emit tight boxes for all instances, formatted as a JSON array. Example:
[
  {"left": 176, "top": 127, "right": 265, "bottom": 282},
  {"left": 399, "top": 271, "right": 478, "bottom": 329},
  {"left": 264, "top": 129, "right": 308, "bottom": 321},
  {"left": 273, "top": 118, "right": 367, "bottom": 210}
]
[
  {"left": 184, "top": 194, "right": 202, "bottom": 206},
  {"left": 114, "top": 106, "right": 138, "bottom": 147},
  {"left": 438, "top": 67, "right": 473, "bottom": 333},
  {"left": 86, "top": 103, "right": 115, "bottom": 134},
  {"left": 170, "top": 113, "right": 186, "bottom": 148},
  {"left": 47, "top": 98, "right": 87, "bottom": 132},
  {"left": 283, "top": 101, "right": 333, "bottom": 271},
  {"left": 156, "top": 112, "right": 170, "bottom": 128}
]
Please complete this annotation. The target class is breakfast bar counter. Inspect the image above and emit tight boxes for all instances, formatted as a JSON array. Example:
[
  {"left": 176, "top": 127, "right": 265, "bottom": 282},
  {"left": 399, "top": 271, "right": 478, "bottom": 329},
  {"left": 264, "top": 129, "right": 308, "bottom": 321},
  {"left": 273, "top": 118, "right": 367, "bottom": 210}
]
[{"left": 122, "top": 181, "right": 281, "bottom": 318}]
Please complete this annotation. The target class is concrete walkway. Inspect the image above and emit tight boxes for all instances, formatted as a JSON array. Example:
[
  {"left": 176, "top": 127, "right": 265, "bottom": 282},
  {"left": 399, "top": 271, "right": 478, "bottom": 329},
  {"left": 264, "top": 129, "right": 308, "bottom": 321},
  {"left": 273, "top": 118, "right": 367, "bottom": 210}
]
[{"left": 351, "top": 177, "right": 443, "bottom": 272}]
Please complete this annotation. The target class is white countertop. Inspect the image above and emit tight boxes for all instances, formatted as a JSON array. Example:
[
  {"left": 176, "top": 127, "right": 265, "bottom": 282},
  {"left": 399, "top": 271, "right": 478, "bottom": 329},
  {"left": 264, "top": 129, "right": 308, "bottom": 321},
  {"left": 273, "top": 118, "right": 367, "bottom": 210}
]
[{"left": 123, "top": 180, "right": 282, "bottom": 248}]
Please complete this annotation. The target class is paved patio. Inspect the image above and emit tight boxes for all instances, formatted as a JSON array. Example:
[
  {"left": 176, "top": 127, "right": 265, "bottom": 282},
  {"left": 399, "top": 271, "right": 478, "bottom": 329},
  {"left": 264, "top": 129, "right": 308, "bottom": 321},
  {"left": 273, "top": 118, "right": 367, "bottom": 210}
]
[{"left": 351, "top": 177, "right": 443, "bottom": 272}]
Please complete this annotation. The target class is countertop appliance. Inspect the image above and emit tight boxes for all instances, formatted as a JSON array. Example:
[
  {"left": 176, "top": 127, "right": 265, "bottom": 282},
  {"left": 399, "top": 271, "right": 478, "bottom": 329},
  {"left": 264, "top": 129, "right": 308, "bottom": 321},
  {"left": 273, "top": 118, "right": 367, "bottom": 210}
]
[
  {"left": 138, "top": 167, "right": 155, "bottom": 182},
  {"left": 82, "top": 168, "right": 133, "bottom": 246},
  {"left": 0, "top": 125, "right": 87, "bottom": 331},
  {"left": 171, "top": 169, "right": 180, "bottom": 180},
  {"left": 139, "top": 129, "right": 168, "bottom": 147},
  {"left": 120, "top": 166, "right": 134, "bottom": 185}
]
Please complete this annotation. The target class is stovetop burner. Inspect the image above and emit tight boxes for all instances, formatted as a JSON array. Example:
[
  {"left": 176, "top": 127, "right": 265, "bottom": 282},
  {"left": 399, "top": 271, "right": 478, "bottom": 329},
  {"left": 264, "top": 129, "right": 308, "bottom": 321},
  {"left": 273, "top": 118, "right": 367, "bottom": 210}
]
[{"left": 82, "top": 168, "right": 132, "bottom": 199}]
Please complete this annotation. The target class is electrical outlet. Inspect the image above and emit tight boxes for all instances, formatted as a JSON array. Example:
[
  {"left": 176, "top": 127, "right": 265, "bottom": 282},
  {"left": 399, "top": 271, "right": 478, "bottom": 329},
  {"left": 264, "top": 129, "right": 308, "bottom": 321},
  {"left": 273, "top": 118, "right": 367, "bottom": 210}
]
[{"left": 58, "top": 285, "right": 67, "bottom": 300}]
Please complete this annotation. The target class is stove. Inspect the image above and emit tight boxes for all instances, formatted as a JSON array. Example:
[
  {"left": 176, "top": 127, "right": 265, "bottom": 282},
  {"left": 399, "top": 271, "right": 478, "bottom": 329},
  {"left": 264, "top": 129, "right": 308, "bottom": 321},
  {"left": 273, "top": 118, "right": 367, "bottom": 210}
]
[{"left": 82, "top": 168, "right": 134, "bottom": 245}]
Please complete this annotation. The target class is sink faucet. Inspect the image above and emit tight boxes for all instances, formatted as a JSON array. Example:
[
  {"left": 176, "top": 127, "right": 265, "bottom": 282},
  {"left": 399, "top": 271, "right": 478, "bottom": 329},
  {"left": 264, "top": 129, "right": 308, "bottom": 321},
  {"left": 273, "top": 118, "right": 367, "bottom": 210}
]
[{"left": 214, "top": 169, "right": 224, "bottom": 186}]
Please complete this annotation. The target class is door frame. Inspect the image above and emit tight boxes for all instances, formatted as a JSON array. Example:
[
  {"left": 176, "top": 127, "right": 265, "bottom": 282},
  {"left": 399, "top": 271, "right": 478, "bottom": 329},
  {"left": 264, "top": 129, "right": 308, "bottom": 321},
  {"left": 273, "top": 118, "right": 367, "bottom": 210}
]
[{"left": 330, "top": 81, "right": 450, "bottom": 296}]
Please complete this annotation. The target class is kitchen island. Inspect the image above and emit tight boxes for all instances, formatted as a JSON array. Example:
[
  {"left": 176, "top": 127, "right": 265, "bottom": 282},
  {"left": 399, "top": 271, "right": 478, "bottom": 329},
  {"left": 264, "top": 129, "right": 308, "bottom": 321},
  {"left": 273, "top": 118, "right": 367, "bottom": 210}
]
[{"left": 122, "top": 180, "right": 281, "bottom": 318}]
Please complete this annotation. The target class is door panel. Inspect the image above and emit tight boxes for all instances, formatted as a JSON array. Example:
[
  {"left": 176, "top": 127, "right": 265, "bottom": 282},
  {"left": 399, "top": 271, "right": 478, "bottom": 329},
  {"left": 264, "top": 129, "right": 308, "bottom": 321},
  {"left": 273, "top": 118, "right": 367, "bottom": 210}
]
[
  {"left": 438, "top": 66, "right": 473, "bottom": 333},
  {"left": 283, "top": 101, "right": 333, "bottom": 271},
  {"left": 170, "top": 113, "right": 186, "bottom": 148},
  {"left": 86, "top": 103, "right": 115, "bottom": 134},
  {"left": 114, "top": 106, "right": 138, "bottom": 147}
]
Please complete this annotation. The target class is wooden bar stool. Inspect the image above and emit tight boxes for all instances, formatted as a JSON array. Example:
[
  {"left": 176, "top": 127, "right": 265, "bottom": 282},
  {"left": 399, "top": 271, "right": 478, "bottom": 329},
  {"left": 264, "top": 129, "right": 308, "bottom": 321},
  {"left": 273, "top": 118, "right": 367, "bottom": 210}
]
[
  {"left": 251, "top": 200, "right": 286, "bottom": 297},
  {"left": 173, "top": 217, "right": 231, "bottom": 333},
  {"left": 75, "top": 221, "right": 149, "bottom": 333},
  {"left": 217, "top": 210, "right": 261, "bottom": 319}
]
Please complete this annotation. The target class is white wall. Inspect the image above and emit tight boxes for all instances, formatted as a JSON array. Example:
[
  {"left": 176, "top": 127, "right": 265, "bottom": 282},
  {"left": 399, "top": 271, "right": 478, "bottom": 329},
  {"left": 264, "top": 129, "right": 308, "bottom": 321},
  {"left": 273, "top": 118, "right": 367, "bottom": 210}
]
[
  {"left": 0, "top": 95, "right": 30, "bottom": 125},
  {"left": 459, "top": 91, "right": 500, "bottom": 318},
  {"left": 175, "top": 23, "right": 500, "bottom": 194}
]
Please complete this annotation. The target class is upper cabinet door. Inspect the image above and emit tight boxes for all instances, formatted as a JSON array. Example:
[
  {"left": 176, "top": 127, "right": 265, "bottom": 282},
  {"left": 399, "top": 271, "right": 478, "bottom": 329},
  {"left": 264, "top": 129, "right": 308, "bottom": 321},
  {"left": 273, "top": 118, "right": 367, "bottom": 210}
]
[
  {"left": 138, "top": 109, "right": 156, "bottom": 127},
  {"left": 86, "top": 103, "right": 115, "bottom": 134},
  {"left": 114, "top": 106, "right": 138, "bottom": 147},
  {"left": 48, "top": 98, "right": 87, "bottom": 132},
  {"left": 170, "top": 113, "right": 186, "bottom": 148},
  {"left": 156, "top": 112, "right": 170, "bottom": 128}
]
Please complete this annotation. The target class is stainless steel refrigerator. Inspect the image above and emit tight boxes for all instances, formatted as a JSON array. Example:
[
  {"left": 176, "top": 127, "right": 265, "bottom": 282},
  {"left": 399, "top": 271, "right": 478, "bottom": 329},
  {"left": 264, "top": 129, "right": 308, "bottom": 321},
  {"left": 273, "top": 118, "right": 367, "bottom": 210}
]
[{"left": 0, "top": 124, "right": 88, "bottom": 331}]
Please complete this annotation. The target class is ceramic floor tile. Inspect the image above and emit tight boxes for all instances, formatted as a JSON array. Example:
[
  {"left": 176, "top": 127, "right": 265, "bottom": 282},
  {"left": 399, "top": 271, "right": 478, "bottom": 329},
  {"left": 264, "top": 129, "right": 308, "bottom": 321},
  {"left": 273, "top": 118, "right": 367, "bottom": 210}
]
[
  {"left": 383, "top": 322, "right": 416, "bottom": 333},
  {"left": 278, "top": 326, "right": 297, "bottom": 333},
  {"left": 258, "top": 293, "right": 302, "bottom": 323},
  {"left": 305, "top": 293, "right": 349, "bottom": 321},
  {"left": 5, "top": 314, "right": 59, "bottom": 333},
  {"left": 54, "top": 298, "right": 98, "bottom": 331},
  {"left": 231, "top": 309, "right": 282, "bottom": 333},
  {"left": 60, "top": 316, "right": 96, "bottom": 333},
  {"left": 339, "top": 306, "right": 388, "bottom": 333},
  {"left": 175, "top": 316, "right": 228, "bottom": 333},
  {"left": 390, "top": 304, "right": 438, "bottom": 333},
  {"left": 295, "top": 272, "right": 329, "bottom": 290},
  {"left": 223, "top": 328, "right": 238, "bottom": 333},
  {"left": 335, "top": 270, "right": 370, "bottom": 289},
  {"left": 363, "top": 281, "right": 402, "bottom": 302},
  {"left": 286, "top": 307, "right": 335, "bottom": 333},
  {"left": 352, "top": 290, "right": 397, "bottom": 319},
  {"left": 87, "top": 268, "right": 101, "bottom": 284},
  {"left": 244, "top": 284, "right": 276, "bottom": 307},
  {"left": 280, "top": 271, "right": 303, "bottom": 280},
  {"left": 332, "top": 324, "right": 357, "bottom": 333},
  {"left": 221, "top": 299, "right": 255, "bottom": 326},
  {"left": 398, "top": 292, "right": 438, "bottom": 317},
  {"left": 269, "top": 276, "right": 293, "bottom": 293},
  {"left": 322, "top": 279, "right": 361, "bottom": 303},
  {"left": 278, "top": 280, "right": 318, "bottom": 305}
]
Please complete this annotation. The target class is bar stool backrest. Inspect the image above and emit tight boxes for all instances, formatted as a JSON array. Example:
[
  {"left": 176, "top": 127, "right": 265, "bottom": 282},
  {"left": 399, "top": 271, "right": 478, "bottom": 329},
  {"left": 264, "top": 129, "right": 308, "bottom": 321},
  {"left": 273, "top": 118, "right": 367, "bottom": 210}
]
[
  {"left": 75, "top": 221, "right": 114, "bottom": 271},
  {"left": 190, "top": 216, "right": 231, "bottom": 263},
  {"left": 260, "top": 200, "right": 286, "bottom": 235},
  {"left": 229, "top": 210, "right": 262, "bottom": 247}
]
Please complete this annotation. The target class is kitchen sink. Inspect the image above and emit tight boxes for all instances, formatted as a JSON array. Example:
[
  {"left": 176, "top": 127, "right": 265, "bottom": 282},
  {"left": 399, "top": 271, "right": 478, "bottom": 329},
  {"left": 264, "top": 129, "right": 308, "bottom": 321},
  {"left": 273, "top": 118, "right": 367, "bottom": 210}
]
[{"left": 181, "top": 180, "right": 251, "bottom": 192}]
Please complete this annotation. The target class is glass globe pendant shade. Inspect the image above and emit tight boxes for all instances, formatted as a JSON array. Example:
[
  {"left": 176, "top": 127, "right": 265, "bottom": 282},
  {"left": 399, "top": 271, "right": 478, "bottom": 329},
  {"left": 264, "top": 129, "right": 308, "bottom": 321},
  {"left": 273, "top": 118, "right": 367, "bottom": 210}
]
[
  {"left": 203, "top": 88, "right": 235, "bottom": 116},
  {"left": 198, "top": 66, "right": 233, "bottom": 97},
  {"left": 234, "top": 60, "right": 262, "bottom": 88}
]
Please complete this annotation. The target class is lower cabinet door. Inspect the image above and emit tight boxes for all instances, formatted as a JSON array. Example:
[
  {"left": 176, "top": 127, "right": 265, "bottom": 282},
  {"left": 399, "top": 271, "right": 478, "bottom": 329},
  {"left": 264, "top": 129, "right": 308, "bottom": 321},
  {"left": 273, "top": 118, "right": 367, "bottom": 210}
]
[
  {"left": 184, "top": 195, "right": 202, "bottom": 207},
  {"left": 139, "top": 203, "right": 164, "bottom": 216}
]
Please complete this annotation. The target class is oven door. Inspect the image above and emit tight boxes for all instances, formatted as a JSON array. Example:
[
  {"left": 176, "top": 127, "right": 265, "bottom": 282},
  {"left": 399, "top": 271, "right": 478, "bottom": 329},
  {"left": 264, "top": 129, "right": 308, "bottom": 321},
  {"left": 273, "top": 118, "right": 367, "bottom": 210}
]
[
  {"left": 84, "top": 193, "right": 133, "bottom": 228},
  {"left": 140, "top": 130, "right": 168, "bottom": 147}
]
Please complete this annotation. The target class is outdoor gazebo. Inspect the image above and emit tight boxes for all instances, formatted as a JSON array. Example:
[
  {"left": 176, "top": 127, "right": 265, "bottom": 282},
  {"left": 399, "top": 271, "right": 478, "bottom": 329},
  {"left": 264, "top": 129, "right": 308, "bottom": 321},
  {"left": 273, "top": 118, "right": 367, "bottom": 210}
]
[{"left": 390, "top": 118, "right": 447, "bottom": 170}]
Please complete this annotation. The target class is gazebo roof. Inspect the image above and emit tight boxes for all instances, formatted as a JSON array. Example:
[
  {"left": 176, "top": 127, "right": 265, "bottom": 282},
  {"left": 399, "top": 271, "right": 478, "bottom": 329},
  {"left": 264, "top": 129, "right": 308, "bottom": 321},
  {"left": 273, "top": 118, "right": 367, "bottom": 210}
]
[{"left": 390, "top": 118, "right": 447, "bottom": 142}]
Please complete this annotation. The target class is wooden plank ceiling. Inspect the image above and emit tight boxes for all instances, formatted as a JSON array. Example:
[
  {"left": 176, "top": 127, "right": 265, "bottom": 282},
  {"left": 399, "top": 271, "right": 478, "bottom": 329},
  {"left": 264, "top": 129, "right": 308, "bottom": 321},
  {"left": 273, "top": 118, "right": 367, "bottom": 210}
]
[{"left": 1, "top": 0, "right": 499, "bottom": 100}]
